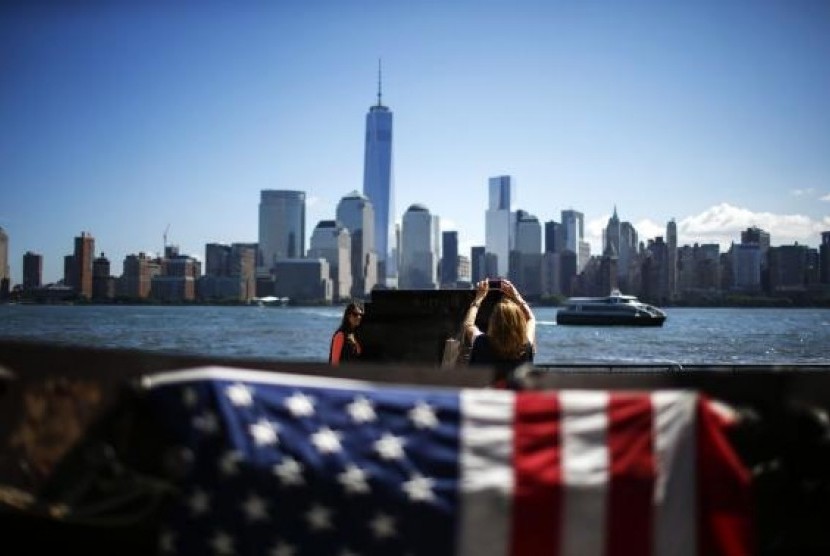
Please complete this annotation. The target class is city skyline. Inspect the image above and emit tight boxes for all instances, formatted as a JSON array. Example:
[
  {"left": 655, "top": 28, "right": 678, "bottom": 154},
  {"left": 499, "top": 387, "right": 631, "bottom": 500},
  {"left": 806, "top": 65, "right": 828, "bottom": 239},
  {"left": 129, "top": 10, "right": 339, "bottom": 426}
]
[{"left": 2, "top": 1, "right": 828, "bottom": 284}]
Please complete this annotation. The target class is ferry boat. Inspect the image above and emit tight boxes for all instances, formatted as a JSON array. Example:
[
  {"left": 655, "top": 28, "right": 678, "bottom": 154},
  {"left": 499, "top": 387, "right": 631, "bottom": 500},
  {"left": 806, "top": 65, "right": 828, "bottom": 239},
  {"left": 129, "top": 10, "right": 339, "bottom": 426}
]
[{"left": 556, "top": 289, "right": 667, "bottom": 326}]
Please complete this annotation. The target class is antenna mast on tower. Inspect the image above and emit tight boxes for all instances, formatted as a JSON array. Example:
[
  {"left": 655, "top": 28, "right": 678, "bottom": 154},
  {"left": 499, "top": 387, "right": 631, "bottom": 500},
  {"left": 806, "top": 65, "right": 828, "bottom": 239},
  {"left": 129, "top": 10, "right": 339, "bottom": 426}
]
[
  {"left": 377, "top": 58, "right": 383, "bottom": 107},
  {"left": 163, "top": 224, "right": 170, "bottom": 256}
]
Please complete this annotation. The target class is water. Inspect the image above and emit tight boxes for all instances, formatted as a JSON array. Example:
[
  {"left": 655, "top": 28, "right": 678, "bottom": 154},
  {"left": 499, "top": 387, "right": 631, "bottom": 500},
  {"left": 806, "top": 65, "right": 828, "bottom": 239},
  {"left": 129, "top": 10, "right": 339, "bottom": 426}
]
[{"left": 1, "top": 304, "right": 829, "bottom": 365}]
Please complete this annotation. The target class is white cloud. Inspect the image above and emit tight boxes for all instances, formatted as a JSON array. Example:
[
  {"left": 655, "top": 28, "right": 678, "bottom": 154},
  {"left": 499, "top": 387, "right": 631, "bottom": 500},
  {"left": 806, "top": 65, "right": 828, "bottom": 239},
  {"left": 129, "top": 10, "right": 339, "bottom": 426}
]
[
  {"left": 633, "top": 218, "right": 666, "bottom": 243},
  {"left": 678, "top": 203, "right": 828, "bottom": 248},
  {"left": 821, "top": 193, "right": 830, "bottom": 202},
  {"left": 791, "top": 188, "right": 815, "bottom": 197},
  {"left": 440, "top": 217, "right": 458, "bottom": 231},
  {"left": 586, "top": 203, "right": 828, "bottom": 254}
]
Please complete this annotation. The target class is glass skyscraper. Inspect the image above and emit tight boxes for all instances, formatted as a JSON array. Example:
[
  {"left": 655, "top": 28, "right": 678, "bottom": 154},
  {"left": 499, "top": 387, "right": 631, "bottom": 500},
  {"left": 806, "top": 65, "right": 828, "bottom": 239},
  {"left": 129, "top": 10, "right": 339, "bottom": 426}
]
[
  {"left": 258, "top": 190, "right": 306, "bottom": 274},
  {"left": 362, "top": 65, "right": 395, "bottom": 286},
  {"left": 485, "top": 175, "right": 514, "bottom": 278},
  {"left": 400, "top": 203, "right": 436, "bottom": 289}
]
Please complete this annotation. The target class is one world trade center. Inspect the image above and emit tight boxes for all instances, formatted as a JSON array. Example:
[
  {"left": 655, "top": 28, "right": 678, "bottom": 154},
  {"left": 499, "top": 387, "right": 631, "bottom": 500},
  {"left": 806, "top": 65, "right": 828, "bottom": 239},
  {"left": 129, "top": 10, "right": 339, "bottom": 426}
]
[{"left": 362, "top": 62, "right": 396, "bottom": 287}]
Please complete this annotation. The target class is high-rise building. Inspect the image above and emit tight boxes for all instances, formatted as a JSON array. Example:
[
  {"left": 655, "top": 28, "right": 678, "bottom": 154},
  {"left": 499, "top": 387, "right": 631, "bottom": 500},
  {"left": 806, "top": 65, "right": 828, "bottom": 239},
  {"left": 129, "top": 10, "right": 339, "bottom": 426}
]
[
  {"left": 604, "top": 207, "right": 644, "bottom": 291},
  {"left": 258, "top": 190, "right": 306, "bottom": 274},
  {"left": 201, "top": 243, "right": 256, "bottom": 302},
  {"left": 514, "top": 210, "right": 542, "bottom": 255},
  {"left": 470, "top": 246, "right": 486, "bottom": 283},
  {"left": 512, "top": 210, "right": 542, "bottom": 297},
  {"left": 544, "top": 220, "right": 564, "bottom": 254},
  {"left": 92, "top": 252, "right": 114, "bottom": 300},
  {"left": 485, "top": 175, "right": 514, "bottom": 277},
  {"left": 205, "top": 243, "right": 232, "bottom": 278},
  {"left": 336, "top": 190, "right": 377, "bottom": 297},
  {"left": 73, "top": 231, "right": 95, "bottom": 299},
  {"left": 23, "top": 251, "right": 42, "bottom": 290},
  {"left": 0, "top": 227, "right": 8, "bottom": 298},
  {"left": 604, "top": 207, "right": 621, "bottom": 257},
  {"left": 308, "top": 220, "right": 352, "bottom": 301},
  {"left": 561, "top": 209, "right": 586, "bottom": 272},
  {"left": 667, "top": 219, "right": 678, "bottom": 300},
  {"left": 618, "top": 221, "right": 639, "bottom": 291},
  {"left": 120, "top": 252, "right": 161, "bottom": 299},
  {"left": 820, "top": 231, "right": 830, "bottom": 285},
  {"left": 768, "top": 244, "right": 810, "bottom": 292},
  {"left": 362, "top": 63, "right": 395, "bottom": 286},
  {"left": 440, "top": 231, "right": 459, "bottom": 286},
  {"left": 400, "top": 204, "right": 437, "bottom": 289}
]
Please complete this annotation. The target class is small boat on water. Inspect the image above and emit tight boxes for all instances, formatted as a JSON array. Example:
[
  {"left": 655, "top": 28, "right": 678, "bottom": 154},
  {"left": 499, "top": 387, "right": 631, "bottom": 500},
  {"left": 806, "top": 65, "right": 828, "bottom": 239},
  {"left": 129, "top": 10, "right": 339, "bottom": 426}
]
[
  {"left": 251, "top": 296, "right": 290, "bottom": 307},
  {"left": 556, "top": 289, "right": 667, "bottom": 326}
]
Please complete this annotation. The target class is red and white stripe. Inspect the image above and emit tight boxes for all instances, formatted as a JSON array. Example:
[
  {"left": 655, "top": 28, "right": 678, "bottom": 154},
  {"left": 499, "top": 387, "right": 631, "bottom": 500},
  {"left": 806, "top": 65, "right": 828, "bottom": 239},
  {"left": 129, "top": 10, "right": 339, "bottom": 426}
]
[{"left": 458, "top": 390, "right": 751, "bottom": 556}]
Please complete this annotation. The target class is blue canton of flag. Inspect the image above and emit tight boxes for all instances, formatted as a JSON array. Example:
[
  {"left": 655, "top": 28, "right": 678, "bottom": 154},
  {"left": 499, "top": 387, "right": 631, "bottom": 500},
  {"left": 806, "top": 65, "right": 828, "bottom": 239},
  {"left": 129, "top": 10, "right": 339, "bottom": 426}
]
[{"left": 143, "top": 367, "right": 462, "bottom": 556}]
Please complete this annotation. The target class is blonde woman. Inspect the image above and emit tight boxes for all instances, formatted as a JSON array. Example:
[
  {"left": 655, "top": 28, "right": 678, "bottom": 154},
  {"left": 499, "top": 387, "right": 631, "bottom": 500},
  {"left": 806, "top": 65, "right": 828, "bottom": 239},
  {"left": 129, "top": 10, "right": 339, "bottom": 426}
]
[{"left": 463, "top": 279, "right": 536, "bottom": 387}]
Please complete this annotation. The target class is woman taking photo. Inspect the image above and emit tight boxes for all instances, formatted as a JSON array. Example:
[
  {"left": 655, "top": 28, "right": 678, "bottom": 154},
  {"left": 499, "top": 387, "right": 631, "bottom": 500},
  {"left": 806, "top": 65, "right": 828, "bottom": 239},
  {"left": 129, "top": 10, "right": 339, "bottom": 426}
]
[
  {"left": 329, "top": 302, "right": 364, "bottom": 365},
  {"left": 463, "top": 279, "right": 536, "bottom": 387}
]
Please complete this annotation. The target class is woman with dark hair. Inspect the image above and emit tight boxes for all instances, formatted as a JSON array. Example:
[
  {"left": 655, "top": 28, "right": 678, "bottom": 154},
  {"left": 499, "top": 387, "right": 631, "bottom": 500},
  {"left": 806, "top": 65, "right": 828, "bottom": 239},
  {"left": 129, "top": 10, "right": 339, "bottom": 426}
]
[
  {"left": 329, "top": 302, "right": 364, "bottom": 365},
  {"left": 463, "top": 279, "right": 536, "bottom": 387}
]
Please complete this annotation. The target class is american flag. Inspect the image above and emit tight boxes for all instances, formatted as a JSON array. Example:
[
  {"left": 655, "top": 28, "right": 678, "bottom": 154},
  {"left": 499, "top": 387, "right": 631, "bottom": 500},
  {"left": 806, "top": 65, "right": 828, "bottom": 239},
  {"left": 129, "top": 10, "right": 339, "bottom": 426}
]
[{"left": 141, "top": 366, "right": 752, "bottom": 556}]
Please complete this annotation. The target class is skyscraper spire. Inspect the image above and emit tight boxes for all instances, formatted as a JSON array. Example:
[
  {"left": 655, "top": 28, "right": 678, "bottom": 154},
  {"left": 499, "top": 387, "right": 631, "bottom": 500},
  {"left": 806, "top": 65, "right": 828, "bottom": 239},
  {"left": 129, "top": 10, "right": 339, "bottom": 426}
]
[{"left": 377, "top": 58, "right": 383, "bottom": 107}]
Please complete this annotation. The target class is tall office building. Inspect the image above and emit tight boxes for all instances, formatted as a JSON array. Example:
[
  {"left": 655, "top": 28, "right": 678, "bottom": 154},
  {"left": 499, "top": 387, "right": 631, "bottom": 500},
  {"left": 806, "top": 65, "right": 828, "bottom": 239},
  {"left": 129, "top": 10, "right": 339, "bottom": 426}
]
[
  {"left": 73, "top": 231, "right": 95, "bottom": 299},
  {"left": 667, "top": 219, "right": 678, "bottom": 300},
  {"left": 618, "top": 221, "right": 639, "bottom": 290},
  {"left": 544, "top": 220, "right": 564, "bottom": 254},
  {"left": 308, "top": 220, "right": 352, "bottom": 301},
  {"left": 120, "top": 252, "right": 161, "bottom": 299},
  {"left": 23, "top": 251, "right": 42, "bottom": 290},
  {"left": 202, "top": 243, "right": 257, "bottom": 302},
  {"left": 92, "top": 252, "right": 115, "bottom": 300},
  {"left": 440, "top": 231, "right": 459, "bottom": 286},
  {"left": 399, "top": 204, "right": 437, "bottom": 289},
  {"left": 485, "top": 175, "right": 514, "bottom": 277},
  {"left": 514, "top": 210, "right": 542, "bottom": 255},
  {"left": 0, "top": 227, "right": 8, "bottom": 297},
  {"left": 604, "top": 207, "right": 621, "bottom": 257},
  {"left": 512, "top": 209, "right": 542, "bottom": 297},
  {"left": 336, "top": 190, "right": 377, "bottom": 296},
  {"left": 258, "top": 190, "right": 306, "bottom": 274},
  {"left": 362, "top": 63, "right": 396, "bottom": 286},
  {"left": 470, "top": 246, "right": 486, "bottom": 283},
  {"left": 604, "top": 207, "right": 639, "bottom": 290},
  {"left": 820, "top": 231, "right": 830, "bottom": 285},
  {"left": 562, "top": 209, "right": 589, "bottom": 272}
]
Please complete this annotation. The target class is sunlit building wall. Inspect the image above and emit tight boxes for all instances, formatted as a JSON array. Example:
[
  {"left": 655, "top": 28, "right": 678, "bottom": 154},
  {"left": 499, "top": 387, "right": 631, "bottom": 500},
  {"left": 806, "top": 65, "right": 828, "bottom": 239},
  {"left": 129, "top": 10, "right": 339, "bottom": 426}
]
[
  {"left": 485, "top": 175, "right": 513, "bottom": 278},
  {"left": 308, "top": 220, "right": 352, "bottom": 301},
  {"left": 336, "top": 190, "right": 376, "bottom": 297},
  {"left": 561, "top": 209, "right": 586, "bottom": 272},
  {"left": 72, "top": 231, "right": 95, "bottom": 299}
]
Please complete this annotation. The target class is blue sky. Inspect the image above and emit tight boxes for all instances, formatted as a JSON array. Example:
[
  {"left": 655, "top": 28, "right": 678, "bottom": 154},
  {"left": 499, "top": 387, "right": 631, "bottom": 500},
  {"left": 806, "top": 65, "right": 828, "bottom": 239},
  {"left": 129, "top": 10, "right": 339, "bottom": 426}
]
[{"left": 2, "top": 1, "right": 829, "bottom": 284}]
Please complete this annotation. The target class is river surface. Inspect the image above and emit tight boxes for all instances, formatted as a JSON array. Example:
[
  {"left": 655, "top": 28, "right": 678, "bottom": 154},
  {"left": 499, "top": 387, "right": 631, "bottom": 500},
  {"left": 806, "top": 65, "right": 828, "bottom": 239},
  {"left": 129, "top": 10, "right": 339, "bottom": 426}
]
[{"left": 2, "top": 304, "right": 829, "bottom": 365}]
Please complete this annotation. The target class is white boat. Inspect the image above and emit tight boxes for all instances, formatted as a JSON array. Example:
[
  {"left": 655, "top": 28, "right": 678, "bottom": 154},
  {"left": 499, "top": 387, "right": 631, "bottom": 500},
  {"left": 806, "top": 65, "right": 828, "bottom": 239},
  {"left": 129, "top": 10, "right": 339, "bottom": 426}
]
[
  {"left": 251, "top": 296, "right": 290, "bottom": 307},
  {"left": 556, "top": 290, "right": 667, "bottom": 326}
]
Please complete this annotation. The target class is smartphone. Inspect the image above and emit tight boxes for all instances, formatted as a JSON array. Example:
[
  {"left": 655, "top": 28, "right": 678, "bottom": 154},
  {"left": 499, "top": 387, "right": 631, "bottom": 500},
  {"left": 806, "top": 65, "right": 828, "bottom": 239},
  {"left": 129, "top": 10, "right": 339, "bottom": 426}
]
[{"left": 488, "top": 279, "right": 502, "bottom": 289}]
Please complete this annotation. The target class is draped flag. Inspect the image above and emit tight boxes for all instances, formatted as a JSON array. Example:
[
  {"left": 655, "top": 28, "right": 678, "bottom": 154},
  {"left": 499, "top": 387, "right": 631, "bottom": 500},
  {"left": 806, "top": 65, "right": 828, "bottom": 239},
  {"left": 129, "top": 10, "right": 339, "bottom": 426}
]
[{"left": 141, "top": 366, "right": 753, "bottom": 556}]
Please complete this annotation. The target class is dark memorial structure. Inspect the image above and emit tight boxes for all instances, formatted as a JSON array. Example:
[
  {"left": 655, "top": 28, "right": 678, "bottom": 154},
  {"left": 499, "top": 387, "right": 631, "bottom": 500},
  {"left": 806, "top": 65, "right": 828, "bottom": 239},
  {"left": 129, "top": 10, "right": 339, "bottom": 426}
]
[{"left": 1, "top": 289, "right": 829, "bottom": 554}]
